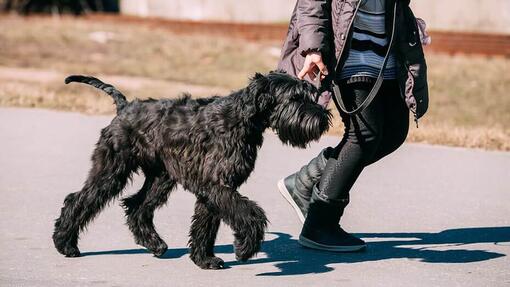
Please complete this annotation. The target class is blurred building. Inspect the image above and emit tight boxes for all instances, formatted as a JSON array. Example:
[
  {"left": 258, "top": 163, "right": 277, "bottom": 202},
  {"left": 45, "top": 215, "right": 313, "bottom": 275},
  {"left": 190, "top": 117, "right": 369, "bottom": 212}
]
[
  {"left": 120, "top": 0, "right": 294, "bottom": 23},
  {"left": 411, "top": 0, "right": 509, "bottom": 34},
  {"left": 121, "top": 0, "right": 510, "bottom": 34}
]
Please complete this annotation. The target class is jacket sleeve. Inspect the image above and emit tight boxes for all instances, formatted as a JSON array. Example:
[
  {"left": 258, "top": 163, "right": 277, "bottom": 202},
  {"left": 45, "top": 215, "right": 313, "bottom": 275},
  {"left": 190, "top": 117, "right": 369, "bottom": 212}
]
[{"left": 296, "top": 0, "right": 332, "bottom": 57}]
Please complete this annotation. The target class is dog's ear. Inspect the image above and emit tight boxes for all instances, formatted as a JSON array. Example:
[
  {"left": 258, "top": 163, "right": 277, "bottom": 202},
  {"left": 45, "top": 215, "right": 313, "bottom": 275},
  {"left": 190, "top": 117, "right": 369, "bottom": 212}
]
[
  {"left": 251, "top": 72, "right": 266, "bottom": 82},
  {"left": 248, "top": 72, "right": 269, "bottom": 95},
  {"left": 243, "top": 73, "right": 274, "bottom": 118},
  {"left": 256, "top": 92, "right": 275, "bottom": 112},
  {"left": 254, "top": 72, "right": 265, "bottom": 79},
  {"left": 269, "top": 69, "right": 287, "bottom": 75}
]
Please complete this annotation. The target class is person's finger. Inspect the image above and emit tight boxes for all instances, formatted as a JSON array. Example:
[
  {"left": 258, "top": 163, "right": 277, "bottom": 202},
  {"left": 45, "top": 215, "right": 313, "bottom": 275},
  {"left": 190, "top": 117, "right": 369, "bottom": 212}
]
[
  {"left": 308, "top": 71, "right": 316, "bottom": 81},
  {"left": 315, "top": 60, "right": 329, "bottom": 76},
  {"left": 298, "top": 58, "right": 312, "bottom": 80},
  {"left": 312, "top": 71, "right": 327, "bottom": 81},
  {"left": 307, "top": 65, "right": 320, "bottom": 81}
]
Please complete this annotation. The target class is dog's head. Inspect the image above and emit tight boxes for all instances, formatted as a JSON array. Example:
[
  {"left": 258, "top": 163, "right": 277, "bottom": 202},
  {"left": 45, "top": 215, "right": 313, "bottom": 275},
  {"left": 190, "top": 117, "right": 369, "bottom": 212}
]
[{"left": 247, "top": 71, "right": 331, "bottom": 148}]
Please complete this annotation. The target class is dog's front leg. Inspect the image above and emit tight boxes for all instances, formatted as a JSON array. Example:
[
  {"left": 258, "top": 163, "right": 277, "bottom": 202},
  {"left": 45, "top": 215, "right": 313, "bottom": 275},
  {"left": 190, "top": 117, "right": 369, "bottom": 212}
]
[
  {"left": 188, "top": 198, "right": 224, "bottom": 269},
  {"left": 210, "top": 187, "right": 268, "bottom": 262}
]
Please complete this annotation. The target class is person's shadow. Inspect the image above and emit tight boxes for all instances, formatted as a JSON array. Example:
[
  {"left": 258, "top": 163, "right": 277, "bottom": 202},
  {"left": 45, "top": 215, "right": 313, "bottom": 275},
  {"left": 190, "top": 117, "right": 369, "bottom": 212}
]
[{"left": 81, "top": 226, "right": 510, "bottom": 276}]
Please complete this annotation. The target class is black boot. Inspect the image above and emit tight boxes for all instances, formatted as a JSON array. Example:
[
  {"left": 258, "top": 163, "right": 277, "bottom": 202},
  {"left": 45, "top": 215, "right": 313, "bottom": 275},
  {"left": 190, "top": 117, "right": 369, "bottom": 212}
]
[
  {"left": 298, "top": 185, "right": 366, "bottom": 252},
  {"left": 277, "top": 147, "right": 333, "bottom": 222}
]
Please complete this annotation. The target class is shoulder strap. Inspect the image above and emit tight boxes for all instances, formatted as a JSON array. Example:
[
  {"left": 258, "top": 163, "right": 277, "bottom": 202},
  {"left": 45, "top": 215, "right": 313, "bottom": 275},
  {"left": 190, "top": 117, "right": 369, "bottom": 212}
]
[{"left": 330, "top": 2, "right": 397, "bottom": 115}]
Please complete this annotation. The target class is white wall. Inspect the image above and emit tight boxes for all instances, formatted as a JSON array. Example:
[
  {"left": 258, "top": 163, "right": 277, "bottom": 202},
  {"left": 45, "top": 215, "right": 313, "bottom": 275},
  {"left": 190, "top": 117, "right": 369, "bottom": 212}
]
[
  {"left": 121, "top": 0, "right": 510, "bottom": 34},
  {"left": 121, "top": 0, "right": 295, "bottom": 23},
  {"left": 411, "top": 0, "right": 510, "bottom": 34}
]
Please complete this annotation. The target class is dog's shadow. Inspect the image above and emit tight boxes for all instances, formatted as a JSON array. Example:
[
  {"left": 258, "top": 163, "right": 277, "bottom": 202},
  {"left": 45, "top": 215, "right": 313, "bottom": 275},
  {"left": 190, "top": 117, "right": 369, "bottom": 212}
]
[{"left": 81, "top": 226, "right": 510, "bottom": 276}]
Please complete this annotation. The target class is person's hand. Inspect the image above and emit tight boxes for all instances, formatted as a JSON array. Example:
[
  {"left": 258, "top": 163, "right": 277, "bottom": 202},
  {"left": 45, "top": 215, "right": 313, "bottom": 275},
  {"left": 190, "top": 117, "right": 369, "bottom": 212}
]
[{"left": 298, "top": 51, "right": 328, "bottom": 81}]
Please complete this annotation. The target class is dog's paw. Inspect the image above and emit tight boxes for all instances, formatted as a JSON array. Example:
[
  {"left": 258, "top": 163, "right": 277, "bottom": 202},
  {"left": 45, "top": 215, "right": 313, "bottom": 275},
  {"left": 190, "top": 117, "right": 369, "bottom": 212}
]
[
  {"left": 194, "top": 256, "right": 225, "bottom": 270},
  {"left": 59, "top": 245, "right": 81, "bottom": 258},
  {"left": 54, "top": 238, "right": 81, "bottom": 258},
  {"left": 234, "top": 237, "right": 261, "bottom": 262},
  {"left": 149, "top": 242, "right": 168, "bottom": 258}
]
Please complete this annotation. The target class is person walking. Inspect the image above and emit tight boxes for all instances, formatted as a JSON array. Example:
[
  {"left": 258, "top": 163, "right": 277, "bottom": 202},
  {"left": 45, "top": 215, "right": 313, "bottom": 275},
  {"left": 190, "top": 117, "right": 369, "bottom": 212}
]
[{"left": 277, "top": 0, "right": 429, "bottom": 251}]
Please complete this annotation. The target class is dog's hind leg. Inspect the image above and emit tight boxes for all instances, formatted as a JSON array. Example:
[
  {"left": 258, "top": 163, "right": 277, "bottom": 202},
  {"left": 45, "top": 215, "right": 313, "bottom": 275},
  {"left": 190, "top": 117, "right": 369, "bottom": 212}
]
[
  {"left": 122, "top": 172, "right": 176, "bottom": 257},
  {"left": 210, "top": 188, "right": 268, "bottom": 262},
  {"left": 53, "top": 137, "right": 136, "bottom": 257},
  {"left": 188, "top": 198, "right": 223, "bottom": 269}
]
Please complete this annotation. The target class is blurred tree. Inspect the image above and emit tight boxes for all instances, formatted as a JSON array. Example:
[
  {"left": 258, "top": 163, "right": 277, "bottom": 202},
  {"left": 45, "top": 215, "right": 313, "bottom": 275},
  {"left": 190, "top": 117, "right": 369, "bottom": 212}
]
[
  {"left": 85, "top": 0, "right": 119, "bottom": 12},
  {"left": 2, "top": 0, "right": 119, "bottom": 14}
]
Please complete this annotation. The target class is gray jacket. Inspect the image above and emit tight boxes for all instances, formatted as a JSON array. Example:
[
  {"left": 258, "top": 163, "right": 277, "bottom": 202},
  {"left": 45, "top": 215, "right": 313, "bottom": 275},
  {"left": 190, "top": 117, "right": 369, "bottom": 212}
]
[{"left": 277, "top": 0, "right": 429, "bottom": 122}]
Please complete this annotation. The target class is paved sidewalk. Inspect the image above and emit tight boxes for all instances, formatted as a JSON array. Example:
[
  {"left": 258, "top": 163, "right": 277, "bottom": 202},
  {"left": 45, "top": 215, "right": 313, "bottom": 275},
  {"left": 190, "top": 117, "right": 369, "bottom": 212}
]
[{"left": 0, "top": 108, "right": 509, "bottom": 287}]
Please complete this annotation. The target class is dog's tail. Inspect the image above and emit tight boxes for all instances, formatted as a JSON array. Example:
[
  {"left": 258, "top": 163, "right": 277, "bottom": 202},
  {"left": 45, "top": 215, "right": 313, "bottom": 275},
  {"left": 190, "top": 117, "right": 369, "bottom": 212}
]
[{"left": 65, "top": 75, "right": 128, "bottom": 114}]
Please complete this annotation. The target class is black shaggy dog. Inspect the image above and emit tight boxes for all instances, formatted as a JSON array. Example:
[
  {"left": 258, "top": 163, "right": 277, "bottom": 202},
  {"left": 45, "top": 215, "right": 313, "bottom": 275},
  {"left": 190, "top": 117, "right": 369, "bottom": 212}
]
[{"left": 53, "top": 71, "right": 330, "bottom": 269}]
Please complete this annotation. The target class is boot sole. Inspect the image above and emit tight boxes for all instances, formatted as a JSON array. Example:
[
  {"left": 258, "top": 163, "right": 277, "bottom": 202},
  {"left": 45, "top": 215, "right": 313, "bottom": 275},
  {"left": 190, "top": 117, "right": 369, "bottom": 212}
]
[
  {"left": 298, "top": 235, "right": 367, "bottom": 252},
  {"left": 277, "top": 178, "right": 306, "bottom": 224}
]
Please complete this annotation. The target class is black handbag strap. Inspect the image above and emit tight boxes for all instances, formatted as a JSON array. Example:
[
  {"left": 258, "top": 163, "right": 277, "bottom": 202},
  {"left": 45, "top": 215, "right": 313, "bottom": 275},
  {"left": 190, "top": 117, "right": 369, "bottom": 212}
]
[{"left": 326, "top": 2, "right": 398, "bottom": 115}]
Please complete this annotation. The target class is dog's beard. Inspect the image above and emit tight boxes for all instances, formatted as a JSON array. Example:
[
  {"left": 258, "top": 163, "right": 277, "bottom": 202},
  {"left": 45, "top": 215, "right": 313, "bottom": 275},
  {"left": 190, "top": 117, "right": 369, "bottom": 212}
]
[{"left": 271, "top": 102, "right": 330, "bottom": 148}]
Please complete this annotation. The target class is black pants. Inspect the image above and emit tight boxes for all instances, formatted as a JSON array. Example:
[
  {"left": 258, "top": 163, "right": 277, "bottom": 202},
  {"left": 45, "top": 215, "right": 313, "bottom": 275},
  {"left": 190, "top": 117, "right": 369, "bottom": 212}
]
[{"left": 318, "top": 80, "right": 409, "bottom": 201}]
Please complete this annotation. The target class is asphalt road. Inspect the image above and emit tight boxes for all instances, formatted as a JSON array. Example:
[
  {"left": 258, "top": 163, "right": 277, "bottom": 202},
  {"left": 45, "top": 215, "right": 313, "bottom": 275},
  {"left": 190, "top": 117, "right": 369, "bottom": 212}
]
[{"left": 1, "top": 107, "right": 509, "bottom": 287}]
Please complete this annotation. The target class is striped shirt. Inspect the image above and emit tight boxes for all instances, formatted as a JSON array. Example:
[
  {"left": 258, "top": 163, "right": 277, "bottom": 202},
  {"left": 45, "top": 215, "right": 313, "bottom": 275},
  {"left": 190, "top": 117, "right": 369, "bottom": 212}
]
[{"left": 340, "top": 0, "right": 396, "bottom": 81}]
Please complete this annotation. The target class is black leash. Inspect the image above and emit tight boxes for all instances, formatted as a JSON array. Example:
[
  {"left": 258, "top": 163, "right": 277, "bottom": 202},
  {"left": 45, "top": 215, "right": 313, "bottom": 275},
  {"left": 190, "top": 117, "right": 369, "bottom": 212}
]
[{"left": 316, "top": 2, "right": 397, "bottom": 116}]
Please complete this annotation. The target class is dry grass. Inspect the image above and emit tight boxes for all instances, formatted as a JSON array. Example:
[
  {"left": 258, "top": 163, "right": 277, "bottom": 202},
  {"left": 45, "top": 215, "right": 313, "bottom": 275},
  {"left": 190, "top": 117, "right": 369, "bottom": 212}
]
[
  {"left": 0, "top": 73, "right": 229, "bottom": 114},
  {"left": 327, "top": 54, "right": 510, "bottom": 151},
  {"left": 407, "top": 124, "right": 509, "bottom": 151},
  {"left": 0, "top": 15, "right": 277, "bottom": 89},
  {"left": 0, "top": 15, "right": 509, "bottom": 151},
  {"left": 0, "top": 77, "right": 115, "bottom": 114}
]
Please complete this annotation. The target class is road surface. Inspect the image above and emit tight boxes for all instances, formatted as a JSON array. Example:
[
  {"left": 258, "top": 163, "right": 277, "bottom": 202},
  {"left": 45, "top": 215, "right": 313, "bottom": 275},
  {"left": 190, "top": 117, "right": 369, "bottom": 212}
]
[{"left": 1, "top": 108, "right": 509, "bottom": 286}]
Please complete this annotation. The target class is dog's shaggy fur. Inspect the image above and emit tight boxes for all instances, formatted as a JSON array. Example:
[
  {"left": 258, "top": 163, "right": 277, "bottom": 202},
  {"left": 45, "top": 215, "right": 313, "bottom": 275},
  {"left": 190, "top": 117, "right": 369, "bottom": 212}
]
[{"left": 52, "top": 71, "right": 330, "bottom": 269}]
